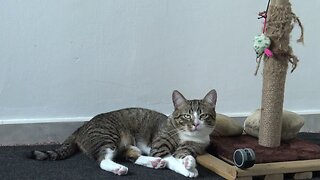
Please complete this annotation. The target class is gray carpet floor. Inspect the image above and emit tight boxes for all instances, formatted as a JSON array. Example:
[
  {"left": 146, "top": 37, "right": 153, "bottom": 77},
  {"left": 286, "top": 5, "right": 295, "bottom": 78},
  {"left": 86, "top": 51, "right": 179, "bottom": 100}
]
[
  {"left": 0, "top": 133, "right": 319, "bottom": 180},
  {"left": 0, "top": 145, "right": 223, "bottom": 180}
]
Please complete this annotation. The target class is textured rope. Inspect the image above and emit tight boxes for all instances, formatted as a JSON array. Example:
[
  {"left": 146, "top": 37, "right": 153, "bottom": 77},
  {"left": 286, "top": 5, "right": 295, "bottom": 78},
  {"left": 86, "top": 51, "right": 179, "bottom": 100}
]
[
  {"left": 254, "top": 2, "right": 304, "bottom": 75},
  {"left": 258, "top": 1, "right": 295, "bottom": 147},
  {"left": 265, "top": 2, "right": 304, "bottom": 73}
]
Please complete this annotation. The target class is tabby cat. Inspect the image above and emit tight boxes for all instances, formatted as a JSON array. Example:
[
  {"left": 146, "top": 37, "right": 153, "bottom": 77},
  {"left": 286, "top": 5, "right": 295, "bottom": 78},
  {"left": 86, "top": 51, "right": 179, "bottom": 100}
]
[{"left": 30, "top": 89, "right": 217, "bottom": 177}]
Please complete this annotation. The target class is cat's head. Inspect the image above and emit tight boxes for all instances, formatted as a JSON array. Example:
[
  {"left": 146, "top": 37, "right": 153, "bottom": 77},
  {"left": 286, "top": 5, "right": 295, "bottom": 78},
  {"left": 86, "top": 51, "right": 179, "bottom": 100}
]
[{"left": 170, "top": 89, "right": 217, "bottom": 134}]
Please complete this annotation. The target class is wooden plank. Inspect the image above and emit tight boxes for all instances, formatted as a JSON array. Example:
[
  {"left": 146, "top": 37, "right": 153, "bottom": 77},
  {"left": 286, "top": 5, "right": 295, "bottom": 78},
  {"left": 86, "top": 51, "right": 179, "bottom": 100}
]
[
  {"left": 197, "top": 153, "right": 320, "bottom": 179},
  {"left": 236, "top": 177, "right": 252, "bottom": 180},
  {"left": 236, "top": 159, "right": 320, "bottom": 177},
  {"left": 197, "top": 154, "right": 237, "bottom": 180},
  {"left": 293, "top": 172, "right": 313, "bottom": 180},
  {"left": 265, "top": 174, "right": 283, "bottom": 180}
]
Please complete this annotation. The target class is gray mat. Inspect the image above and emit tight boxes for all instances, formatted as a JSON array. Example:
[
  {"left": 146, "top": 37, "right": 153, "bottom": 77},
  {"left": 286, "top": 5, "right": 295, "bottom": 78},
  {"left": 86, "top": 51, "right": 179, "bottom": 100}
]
[
  {"left": 0, "top": 145, "right": 222, "bottom": 180},
  {"left": 0, "top": 133, "right": 319, "bottom": 180}
]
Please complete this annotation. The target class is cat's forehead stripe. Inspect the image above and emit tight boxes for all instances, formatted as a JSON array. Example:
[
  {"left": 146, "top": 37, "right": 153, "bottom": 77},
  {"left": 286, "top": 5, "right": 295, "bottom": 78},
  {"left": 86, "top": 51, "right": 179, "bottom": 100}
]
[{"left": 188, "top": 100, "right": 201, "bottom": 113}]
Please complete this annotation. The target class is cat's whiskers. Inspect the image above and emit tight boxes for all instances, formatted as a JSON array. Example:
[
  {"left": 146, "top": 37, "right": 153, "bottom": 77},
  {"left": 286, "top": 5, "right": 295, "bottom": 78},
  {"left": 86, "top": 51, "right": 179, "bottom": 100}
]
[
  {"left": 166, "top": 129, "right": 185, "bottom": 139},
  {"left": 206, "top": 125, "right": 215, "bottom": 128},
  {"left": 165, "top": 126, "right": 185, "bottom": 134}
]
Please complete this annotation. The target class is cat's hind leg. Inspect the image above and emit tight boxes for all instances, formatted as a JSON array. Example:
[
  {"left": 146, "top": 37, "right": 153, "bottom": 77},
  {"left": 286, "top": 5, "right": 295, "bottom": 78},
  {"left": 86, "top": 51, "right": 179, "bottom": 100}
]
[
  {"left": 99, "top": 148, "right": 128, "bottom": 175},
  {"left": 125, "top": 145, "right": 166, "bottom": 169}
]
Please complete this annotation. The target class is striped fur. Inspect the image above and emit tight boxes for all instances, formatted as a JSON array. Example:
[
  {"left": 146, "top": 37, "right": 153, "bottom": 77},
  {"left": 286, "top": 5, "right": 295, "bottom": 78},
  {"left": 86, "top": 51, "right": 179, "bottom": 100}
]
[
  {"left": 31, "top": 108, "right": 168, "bottom": 162},
  {"left": 30, "top": 89, "right": 217, "bottom": 177}
]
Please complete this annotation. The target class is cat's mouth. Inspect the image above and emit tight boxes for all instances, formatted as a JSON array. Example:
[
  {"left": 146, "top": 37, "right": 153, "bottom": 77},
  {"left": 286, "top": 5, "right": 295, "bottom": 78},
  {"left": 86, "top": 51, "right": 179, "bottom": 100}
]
[
  {"left": 191, "top": 125, "right": 199, "bottom": 131},
  {"left": 187, "top": 125, "right": 214, "bottom": 133},
  {"left": 187, "top": 125, "right": 202, "bottom": 132}
]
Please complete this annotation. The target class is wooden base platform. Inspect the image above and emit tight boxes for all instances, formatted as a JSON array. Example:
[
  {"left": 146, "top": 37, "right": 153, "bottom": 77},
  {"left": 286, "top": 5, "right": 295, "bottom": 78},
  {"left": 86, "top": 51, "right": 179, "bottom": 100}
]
[{"left": 197, "top": 153, "right": 320, "bottom": 180}]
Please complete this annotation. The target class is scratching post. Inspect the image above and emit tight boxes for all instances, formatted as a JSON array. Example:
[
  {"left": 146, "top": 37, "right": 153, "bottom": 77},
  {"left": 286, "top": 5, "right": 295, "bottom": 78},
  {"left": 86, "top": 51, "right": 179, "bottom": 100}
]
[
  {"left": 197, "top": 1, "right": 318, "bottom": 179},
  {"left": 258, "top": 0, "right": 302, "bottom": 147}
]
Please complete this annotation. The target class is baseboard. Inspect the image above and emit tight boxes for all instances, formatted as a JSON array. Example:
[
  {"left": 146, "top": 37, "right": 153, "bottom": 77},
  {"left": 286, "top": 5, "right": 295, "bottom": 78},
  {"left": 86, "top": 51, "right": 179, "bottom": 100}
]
[
  {"left": 0, "top": 117, "right": 91, "bottom": 125},
  {"left": 223, "top": 110, "right": 320, "bottom": 118},
  {"left": 0, "top": 113, "right": 319, "bottom": 146},
  {"left": 2, "top": 110, "right": 320, "bottom": 125}
]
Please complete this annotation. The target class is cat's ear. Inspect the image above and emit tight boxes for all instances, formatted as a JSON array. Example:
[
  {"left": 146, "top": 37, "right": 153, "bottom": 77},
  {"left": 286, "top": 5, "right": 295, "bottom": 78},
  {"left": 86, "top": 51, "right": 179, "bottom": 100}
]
[
  {"left": 203, "top": 89, "right": 217, "bottom": 108},
  {"left": 172, "top": 90, "right": 187, "bottom": 110}
]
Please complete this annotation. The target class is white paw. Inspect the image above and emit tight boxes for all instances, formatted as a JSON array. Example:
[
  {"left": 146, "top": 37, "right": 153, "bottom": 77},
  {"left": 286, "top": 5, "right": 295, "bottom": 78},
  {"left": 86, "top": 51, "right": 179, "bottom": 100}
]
[
  {"left": 112, "top": 165, "right": 128, "bottom": 176},
  {"left": 183, "top": 155, "right": 196, "bottom": 170},
  {"left": 135, "top": 156, "right": 167, "bottom": 169},
  {"left": 179, "top": 167, "right": 199, "bottom": 178},
  {"left": 176, "top": 167, "right": 199, "bottom": 178},
  {"left": 154, "top": 158, "right": 167, "bottom": 169},
  {"left": 164, "top": 155, "right": 198, "bottom": 178},
  {"left": 100, "top": 159, "right": 128, "bottom": 176}
]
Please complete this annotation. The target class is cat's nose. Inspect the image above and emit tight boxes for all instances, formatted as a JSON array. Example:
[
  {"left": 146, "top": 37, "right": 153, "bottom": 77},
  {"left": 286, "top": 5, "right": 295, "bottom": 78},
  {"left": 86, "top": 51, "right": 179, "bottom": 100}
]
[{"left": 194, "top": 123, "right": 200, "bottom": 129}]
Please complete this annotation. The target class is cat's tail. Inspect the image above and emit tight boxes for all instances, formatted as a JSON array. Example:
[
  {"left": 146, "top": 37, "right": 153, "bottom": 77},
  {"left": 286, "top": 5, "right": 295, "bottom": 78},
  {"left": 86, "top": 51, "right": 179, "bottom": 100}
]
[{"left": 29, "top": 135, "right": 78, "bottom": 161}]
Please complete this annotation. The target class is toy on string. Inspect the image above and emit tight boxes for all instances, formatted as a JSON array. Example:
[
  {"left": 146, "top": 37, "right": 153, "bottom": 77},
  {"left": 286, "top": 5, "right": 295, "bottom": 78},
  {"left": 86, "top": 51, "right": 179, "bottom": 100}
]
[{"left": 254, "top": 0, "right": 272, "bottom": 75}]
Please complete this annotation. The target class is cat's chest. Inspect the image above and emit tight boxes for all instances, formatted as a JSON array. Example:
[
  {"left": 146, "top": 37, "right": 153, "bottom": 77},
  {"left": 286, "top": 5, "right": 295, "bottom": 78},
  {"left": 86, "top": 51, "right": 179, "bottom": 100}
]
[{"left": 178, "top": 132, "right": 210, "bottom": 144}]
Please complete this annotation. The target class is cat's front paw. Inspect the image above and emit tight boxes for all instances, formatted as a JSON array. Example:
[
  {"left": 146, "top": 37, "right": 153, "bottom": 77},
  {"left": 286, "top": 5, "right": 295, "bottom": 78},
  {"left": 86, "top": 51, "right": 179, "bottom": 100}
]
[
  {"left": 165, "top": 155, "right": 199, "bottom": 178},
  {"left": 183, "top": 155, "right": 196, "bottom": 170},
  {"left": 155, "top": 158, "right": 167, "bottom": 169},
  {"left": 150, "top": 157, "right": 167, "bottom": 169},
  {"left": 112, "top": 165, "right": 128, "bottom": 176},
  {"left": 179, "top": 167, "right": 198, "bottom": 178},
  {"left": 135, "top": 156, "right": 167, "bottom": 169},
  {"left": 187, "top": 168, "right": 198, "bottom": 178}
]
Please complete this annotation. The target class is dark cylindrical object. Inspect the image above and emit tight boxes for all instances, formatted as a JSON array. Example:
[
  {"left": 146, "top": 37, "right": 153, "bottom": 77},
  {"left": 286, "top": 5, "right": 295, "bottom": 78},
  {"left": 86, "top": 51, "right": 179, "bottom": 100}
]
[{"left": 233, "top": 148, "right": 255, "bottom": 169}]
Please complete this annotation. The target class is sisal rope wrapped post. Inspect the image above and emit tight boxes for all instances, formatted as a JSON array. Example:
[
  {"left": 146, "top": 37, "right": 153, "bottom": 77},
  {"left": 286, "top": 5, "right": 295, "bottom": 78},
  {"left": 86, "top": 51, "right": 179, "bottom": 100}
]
[{"left": 258, "top": 0, "right": 303, "bottom": 147}]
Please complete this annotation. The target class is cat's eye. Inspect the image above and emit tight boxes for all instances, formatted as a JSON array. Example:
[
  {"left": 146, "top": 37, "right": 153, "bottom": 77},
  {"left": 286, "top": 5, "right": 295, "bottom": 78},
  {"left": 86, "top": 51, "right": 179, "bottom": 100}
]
[
  {"left": 200, "top": 114, "right": 209, "bottom": 119},
  {"left": 183, "top": 114, "right": 191, "bottom": 119}
]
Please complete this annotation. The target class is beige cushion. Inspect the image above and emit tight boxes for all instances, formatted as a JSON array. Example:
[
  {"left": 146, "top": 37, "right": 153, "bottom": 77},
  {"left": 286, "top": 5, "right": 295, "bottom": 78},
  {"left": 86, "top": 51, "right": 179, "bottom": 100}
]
[
  {"left": 244, "top": 109, "right": 305, "bottom": 140},
  {"left": 211, "top": 113, "right": 244, "bottom": 137}
]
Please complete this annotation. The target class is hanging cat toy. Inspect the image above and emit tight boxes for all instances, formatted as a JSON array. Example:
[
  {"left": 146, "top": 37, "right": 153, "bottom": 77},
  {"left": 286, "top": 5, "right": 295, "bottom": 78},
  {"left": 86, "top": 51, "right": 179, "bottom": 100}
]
[{"left": 254, "top": 0, "right": 272, "bottom": 75}]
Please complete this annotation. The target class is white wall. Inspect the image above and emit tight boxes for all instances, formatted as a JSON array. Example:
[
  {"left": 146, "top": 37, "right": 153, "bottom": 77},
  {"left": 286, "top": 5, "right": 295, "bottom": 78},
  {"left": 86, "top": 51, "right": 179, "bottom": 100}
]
[{"left": 0, "top": 0, "right": 319, "bottom": 124}]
